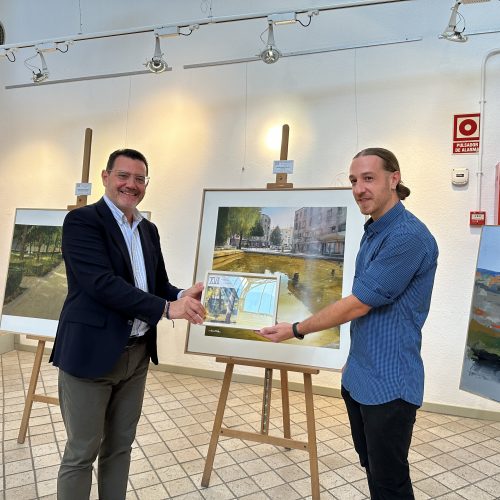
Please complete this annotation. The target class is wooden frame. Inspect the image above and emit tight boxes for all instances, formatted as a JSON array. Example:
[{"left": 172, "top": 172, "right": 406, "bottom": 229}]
[{"left": 186, "top": 188, "right": 365, "bottom": 370}]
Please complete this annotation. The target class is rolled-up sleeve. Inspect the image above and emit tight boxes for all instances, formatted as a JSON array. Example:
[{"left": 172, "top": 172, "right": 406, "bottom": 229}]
[{"left": 352, "top": 233, "right": 427, "bottom": 308}]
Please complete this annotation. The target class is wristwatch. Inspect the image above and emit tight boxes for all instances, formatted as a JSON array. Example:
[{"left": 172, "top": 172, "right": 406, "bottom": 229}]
[{"left": 292, "top": 322, "right": 304, "bottom": 340}]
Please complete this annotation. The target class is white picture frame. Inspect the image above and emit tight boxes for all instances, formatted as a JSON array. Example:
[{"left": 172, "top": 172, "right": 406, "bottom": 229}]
[
  {"left": 185, "top": 188, "right": 365, "bottom": 371},
  {"left": 1, "top": 208, "right": 68, "bottom": 337},
  {"left": 0, "top": 207, "right": 152, "bottom": 338}
]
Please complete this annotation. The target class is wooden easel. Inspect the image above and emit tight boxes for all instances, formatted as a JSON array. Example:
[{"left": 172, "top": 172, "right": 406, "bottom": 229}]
[
  {"left": 17, "top": 128, "right": 93, "bottom": 444},
  {"left": 201, "top": 358, "right": 321, "bottom": 499},
  {"left": 201, "top": 125, "right": 321, "bottom": 499}
]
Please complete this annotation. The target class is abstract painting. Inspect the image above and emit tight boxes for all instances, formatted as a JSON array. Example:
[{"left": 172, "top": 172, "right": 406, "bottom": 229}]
[{"left": 460, "top": 225, "right": 500, "bottom": 402}]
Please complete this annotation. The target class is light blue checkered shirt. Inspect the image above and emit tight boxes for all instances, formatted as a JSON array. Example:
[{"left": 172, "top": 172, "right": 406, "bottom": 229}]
[
  {"left": 342, "top": 202, "right": 438, "bottom": 407},
  {"left": 103, "top": 195, "right": 149, "bottom": 338}
]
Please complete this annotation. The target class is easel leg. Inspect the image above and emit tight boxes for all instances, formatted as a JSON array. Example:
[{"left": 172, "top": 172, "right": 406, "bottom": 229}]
[
  {"left": 201, "top": 362, "right": 234, "bottom": 487},
  {"left": 304, "top": 373, "right": 320, "bottom": 500},
  {"left": 17, "top": 340, "right": 46, "bottom": 444},
  {"left": 280, "top": 369, "right": 291, "bottom": 441},
  {"left": 260, "top": 368, "right": 273, "bottom": 434}
]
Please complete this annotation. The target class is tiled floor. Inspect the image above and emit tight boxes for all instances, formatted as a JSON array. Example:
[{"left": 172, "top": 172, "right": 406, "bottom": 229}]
[{"left": 1, "top": 349, "right": 500, "bottom": 500}]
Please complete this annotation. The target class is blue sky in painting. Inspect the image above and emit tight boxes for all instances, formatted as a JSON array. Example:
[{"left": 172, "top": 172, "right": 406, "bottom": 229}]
[
  {"left": 477, "top": 226, "right": 500, "bottom": 273},
  {"left": 260, "top": 207, "right": 297, "bottom": 228}
]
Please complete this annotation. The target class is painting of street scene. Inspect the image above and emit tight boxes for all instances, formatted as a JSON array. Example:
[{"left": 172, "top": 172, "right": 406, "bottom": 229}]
[
  {"left": 202, "top": 271, "right": 279, "bottom": 330},
  {"left": 204, "top": 205, "right": 347, "bottom": 348},
  {"left": 460, "top": 226, "right": 500, "bottom": 402},
  {"left": 2, "top": 222, "right": 66, "bottom": 322}
]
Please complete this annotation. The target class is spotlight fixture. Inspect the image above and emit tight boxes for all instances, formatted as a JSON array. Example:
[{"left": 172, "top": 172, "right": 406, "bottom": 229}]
[
  {"left": 439, "top": 0, "right": 491, "bottom": 42},
  {"left": 260, "top": 21, "right": 281, "bottom": 64},
  {"left": 145, "top": 35, "right": 170, "bottom": 73},
  {"left": 31, "top": 50, "right": 49, "bottom": 83},
  {"left": 0, "top": 48, "right": 16, "bottom": 62},
  {"left": 268, "top": 12, "right": 297, "bottom": 25}
]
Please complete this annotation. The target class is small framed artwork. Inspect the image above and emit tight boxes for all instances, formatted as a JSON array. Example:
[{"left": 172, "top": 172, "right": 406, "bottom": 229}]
[{"left": 202, "top": 270, "right": 279, "bottom": 330}]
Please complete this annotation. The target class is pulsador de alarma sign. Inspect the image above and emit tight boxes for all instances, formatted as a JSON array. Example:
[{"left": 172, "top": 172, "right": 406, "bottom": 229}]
[{"left": 453, "top": 113, "right": 480, "bottom": 154}]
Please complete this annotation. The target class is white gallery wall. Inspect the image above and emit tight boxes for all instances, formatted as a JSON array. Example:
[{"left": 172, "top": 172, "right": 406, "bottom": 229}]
[{"left": 0, "top": 0, "right": 499, "bottom": 414}]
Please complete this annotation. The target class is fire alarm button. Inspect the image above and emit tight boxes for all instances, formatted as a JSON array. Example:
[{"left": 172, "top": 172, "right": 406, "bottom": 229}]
[{"left": 470, "top": 211, "right": 486, "bottom": 226}]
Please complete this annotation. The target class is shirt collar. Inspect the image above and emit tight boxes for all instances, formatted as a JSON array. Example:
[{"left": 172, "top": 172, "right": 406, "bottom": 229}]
[
  {"left": 364, "top": 201, "right": 404, "bottom": 235},
  {"left": 103, "top": 195, "right": 143, "bottom": 227}
]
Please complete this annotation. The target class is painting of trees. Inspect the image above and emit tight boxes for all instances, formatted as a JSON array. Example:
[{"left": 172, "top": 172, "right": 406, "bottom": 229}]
[
  {"left": 270, "top": 226, "right": 282, "bottom": 247},
  {"left": 4, "top": 224, "right": 63, "bottom": 304},
  {"left": 215, "top": 207, "right": 261, "bottom": 248}
]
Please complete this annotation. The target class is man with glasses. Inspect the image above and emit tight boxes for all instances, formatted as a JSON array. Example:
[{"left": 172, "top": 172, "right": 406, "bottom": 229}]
[{"left": 50, "top": 148, "right": 206, "bottom": 500}]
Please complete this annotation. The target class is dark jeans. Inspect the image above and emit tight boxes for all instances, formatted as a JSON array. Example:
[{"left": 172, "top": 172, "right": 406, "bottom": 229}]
[{"left": 341, "top": 386, "right": 417, "bottom": 500}]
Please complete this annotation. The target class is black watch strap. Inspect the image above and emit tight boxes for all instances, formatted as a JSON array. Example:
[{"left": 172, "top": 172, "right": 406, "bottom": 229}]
[{"left": 292, "top": 322, "right": 304, "bottom": 340}]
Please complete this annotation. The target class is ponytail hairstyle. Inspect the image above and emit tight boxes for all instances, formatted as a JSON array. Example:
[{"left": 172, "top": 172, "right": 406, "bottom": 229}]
[{"left": 353, "top": 147, "right": 410, "bottom": 200}]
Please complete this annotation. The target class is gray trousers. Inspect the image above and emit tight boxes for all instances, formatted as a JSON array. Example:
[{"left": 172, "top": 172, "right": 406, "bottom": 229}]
[{"left": 57, "top": 343, "right": 149, "bottom": 500}]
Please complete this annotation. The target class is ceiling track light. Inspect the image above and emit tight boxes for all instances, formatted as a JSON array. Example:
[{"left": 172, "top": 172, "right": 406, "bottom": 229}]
[
  {"left": 439, "top": 0, "right": 491, "bottom": 42},
  {"left": 145, "top": 35, "right": 171, "bottom": 73},
  {"left": 0, "top": 47, "right": 16, "bottom": 62},
  {"left": 32, "top": 50, "right": 49, "bottom": 83},
  {"left": 0, "top": 1, "right": 417, "bottom": 84},
  {"left": 260, "top": 21, "right": 281, "bottom": 64},
  {"left": 268, "top": 12, "right": 297, "bottom": 25}
]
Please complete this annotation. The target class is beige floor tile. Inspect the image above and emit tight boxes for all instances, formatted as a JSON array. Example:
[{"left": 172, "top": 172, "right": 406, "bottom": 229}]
[
  {"left": 433, "top": 470, "right": 470, "bottom": 490},
  {"left": 134, "top": 483, "right": 169, "bottom": 499},
  {"left": 5, "top": 470, "right": 35, "bottom": 489},
  {"left": 329, "top": 482, "right": 367, "bottom": 499},
  {"left": 253, "top": 470, "right": 285, "bottom": 489},
  {"left": 173, "top": 446, "right": 203, "bottom": 463},
  {"left": 265, "top": 482, "right": 301, "bottom": 499},
  {"left": 276, "top": 463, "right": 309, "bottom": 483},
  {"left": 413, "top": 477, "right": 451, "bottom": 497},
  {"left": 319, "top": 453, "right": 351, "bottom": 470},
  {"left": 469, "top": 459, "right": 500, "bottom": 476},
  {"left": 36, "top": 478, "right": 58, "bottom": 497},
  {"left": 318, "top": 470, "right": 347, "bottom": 489},
  {"left": 224, "top": 476, "right": 260, "bottom": 497},
  {"left": 413, "top": 458, "right": 448, "bottom": 476},
  {"left": 35, "top": 465, "right": 59, "bottom": 482},
  {"left": 201, "top": 483, "right": 235, "bottom": 499},
  {"left": 456, "top": 484, "right": 496, "bottom": 500},
  {"left": 334, "top": 464, "right": 366, "bottom": 482},
  {"left": 238, "top": 491, "right": 269, "bottom": 500},
  {"left": 129, "top": 470, "right": 161, "bottom": 490},
  {"left": 129, "top": 457, "right": 153, "bottom": 475},
  {"left": 436, "top": 494, "right": 467, "bottom": 500},
  {"left": 157, "top": 463, "right": 187, "bottom": 482},
  {"left": 165, "top": 476, "right": 197, "bottom": 496},
  {"left": 239, "top": 457, "right": 271, "bottom": 476}
]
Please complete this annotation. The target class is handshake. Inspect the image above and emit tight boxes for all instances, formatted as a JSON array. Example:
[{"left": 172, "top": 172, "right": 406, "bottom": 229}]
[{"left": 167, "top": 282, "right": 206, "bottom": 325}]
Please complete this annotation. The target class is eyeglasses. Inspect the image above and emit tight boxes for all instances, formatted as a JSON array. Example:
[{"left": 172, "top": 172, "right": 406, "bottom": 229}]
[{"left": 108, "top": 170, "right": 150, "bottom": 186}]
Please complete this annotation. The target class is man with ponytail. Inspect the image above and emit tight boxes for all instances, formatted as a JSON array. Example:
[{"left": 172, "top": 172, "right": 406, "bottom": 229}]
[{"left": 259, "top": 147, "right": 438, "bottom": 499}]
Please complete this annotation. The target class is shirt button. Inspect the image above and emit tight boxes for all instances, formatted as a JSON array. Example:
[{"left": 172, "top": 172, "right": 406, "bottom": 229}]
[{"left": 127, "top": 320, "right": 133, "bottom": 326}]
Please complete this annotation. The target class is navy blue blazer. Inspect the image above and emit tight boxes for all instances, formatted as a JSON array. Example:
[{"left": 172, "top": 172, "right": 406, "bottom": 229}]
[{"left": 50, "top": 198, "right": 181, "bottom": 378}]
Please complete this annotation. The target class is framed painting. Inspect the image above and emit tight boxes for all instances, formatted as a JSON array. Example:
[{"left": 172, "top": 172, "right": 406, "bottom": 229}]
[
  {"left": 185, "top": 188, "right": 366, "bottom": 371},
  {"left": 0, "top": 207, "right": 153, "bottom": 338},
  {"left": 459, "top": 225, "right": 500, "bottom": 402},
  {"left": 1, "top": 208, "right": 68, "bottom": 337}
]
